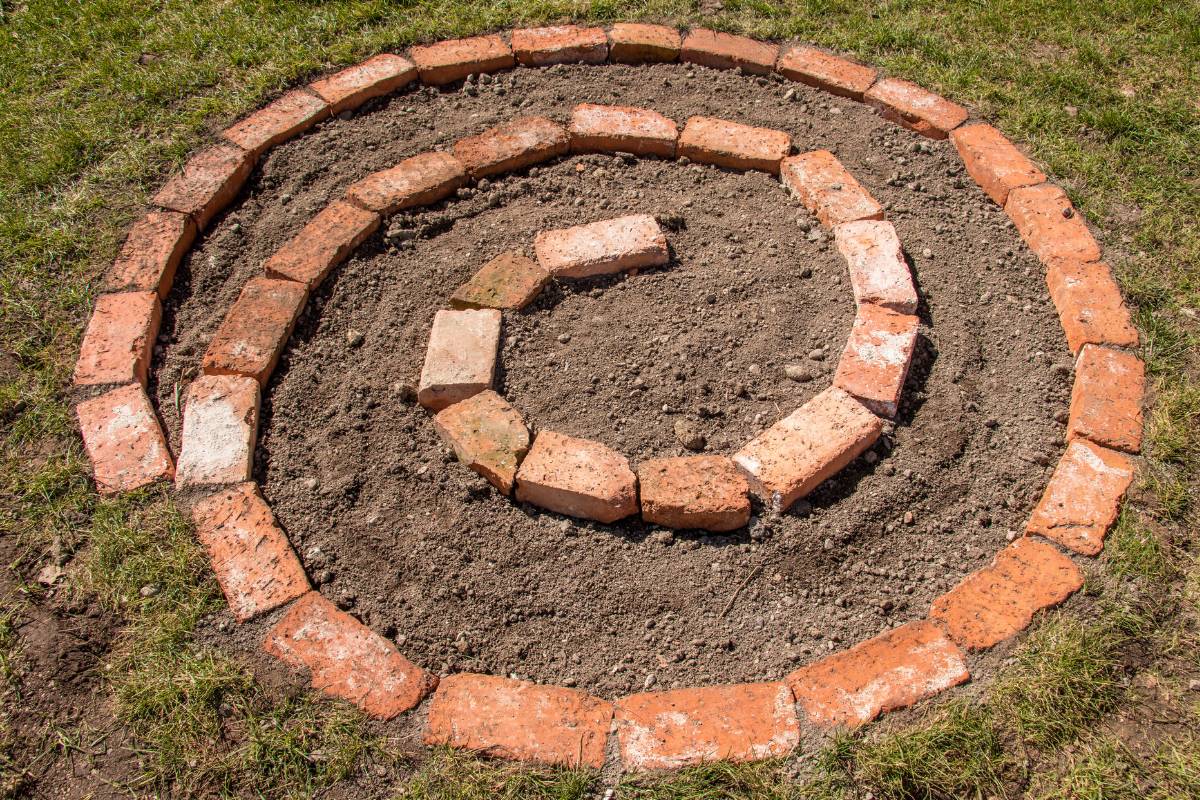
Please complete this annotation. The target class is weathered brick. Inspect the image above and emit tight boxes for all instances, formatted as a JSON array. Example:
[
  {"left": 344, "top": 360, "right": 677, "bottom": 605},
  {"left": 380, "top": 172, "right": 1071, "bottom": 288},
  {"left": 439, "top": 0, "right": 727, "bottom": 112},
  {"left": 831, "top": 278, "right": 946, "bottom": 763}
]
[
  {"left": 1045, "top": 259, "right": 1138, "bottom": 355},
  {"left": 511, "top": 25, "right": 608, "bottom": 66},
  {"left": 74, "top": 291, "right": 161, "bottom": 387},
  {"left": 775, "top": 45, "right": 877, "bottom": 100},
  {"left": 1005, "top": 183, "right": 1102, "bottom": 265},
  {"left": 833, "top": 219, "right": 919, "bottom": 313},
  {"left": 263, "top": 200, "right": 381, "bottom": 290},
  {"left": 514, "top": 430, "right": 638, "bottom": 523},
  {"left": 1068, "top": 344, "right": 1144, "bottom": 454},
  {"left": 787, "top": 621, "right": 968, "bottom": 728},
  {"left": 410, "top": 34, "right": 515, "bottom": 86},
  {"left": 309, "top": 53, "right": 418, "bottom": 114},
  {"left": 680, "top": 28, "right": 778, "bottom": 76},
  {"left": 175, "top": 375, "right": 260, "bottom": 486},
  {"left": 104, "top": 211, "right": 196, "bottom": 298},
  {"left": 191, "top": 483, "right": 309, "bottom": 622},
  {"left": 345, "top": 151, "right": 466, "bottom": 215},
  {"left": 569, "top": 103, "right": 679, "bottom": 158},
  {"left": 864, "top": 78, "right": 969, "bottom": 139},
  {"left": 425, "top": 673, "right": 613, "bottom": 767},
  {"left": 152, "top": 144, "right": 255, "bottom": 230},
  {"left": 222, "top": 90, "right": 328, "bottom": 158},
  {"left": 264, "top": 591, "right": 435, "bottom": 718},
  {"left": 733, "top": 387, "right": 883, "bottom": 513},
  {"left": 77, "top": 383, "right": 174, "bottom": 494},
  {"left": 607, "top": 23, "right": 681, "bottom": 63},
  {"left": 833, "top": 303, "right": 920, "bottom": 418},
  {"left": 614, "top": 682, "right": 799, "bottom": 770},
  {"left": 202, "top": 277, "right": 308, "bottom": 386},
  {"left": 678, "top": 116, "right": 791, "bottom": 174},
  {"left": 452, "top": 116, "right": 569, "bottom": 179},
  {"left": 950, "top": 123, "right": 1046, "bottom": 206},
  {"left": 1026, "top": 439, "right": 1135, "bottom": 556},
  {"left": 433, "top": 390, "right": 530, "bottom": 495},
  {"left": 450, "top": 251, "right": 548, "bottom": 310},
  {"left": 534, "top": 214, "right": 669, "bottom": 279},
  {"left": 930, "top": 537, "right": 1084, "bottom": 650},
  {"left": 780, "top": 150, "right": 884, "bottom": 227},
  {"left": 638, "top": 456, "right": 750, "bottom": 532},
  {"left": 417, "top": 308, "right": 501, "bottom": 411}
]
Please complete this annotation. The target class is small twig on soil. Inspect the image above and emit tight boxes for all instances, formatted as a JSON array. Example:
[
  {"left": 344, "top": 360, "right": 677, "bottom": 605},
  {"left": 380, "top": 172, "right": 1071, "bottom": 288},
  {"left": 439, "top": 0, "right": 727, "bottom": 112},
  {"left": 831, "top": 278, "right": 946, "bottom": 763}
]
[{"left": 720, "top": 565, "right": 763, "bottom": 618}]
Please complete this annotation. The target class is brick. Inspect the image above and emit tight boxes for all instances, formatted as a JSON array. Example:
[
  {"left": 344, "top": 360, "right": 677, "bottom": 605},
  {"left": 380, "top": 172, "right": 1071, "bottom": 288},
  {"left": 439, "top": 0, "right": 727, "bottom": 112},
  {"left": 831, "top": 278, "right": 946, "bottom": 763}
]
[
  {"left": 931, "top": 537, "right": 1083, "bottom": 650},
  {"left": 515, "top": 430, "right": 638, "bottom": 523},
  {"left": 191, "top": 483, "right": 309, "bottom": 622},
  {"left": 1068, "top": 344, "right": 1144, "bottom": 454},
  {"left": 1045, "top": 259, "right": 1138, "bottom": 355},
  {"left": 417, "top": 308, "right": 501, "bottom": 411},
  {"left": 776, "top": 45, "right": 877, "bottom": 100},
  {"left": 264, "top": 591, "right": 435, "bottom": 718},
  {"left": 780, "top": 150, "right": 885, "bottom": 227},
  {"left": 833, "top": 303, "right": 920, "bottom": 418},
  {"left": 833, "top": 219, "right": 919, "bottom": 313},
  {"left": 450, "top": 251, "right": 548, "bottom": 310},
  {"left": 73, "top": 291, "right": 161, "bottom": 387},
  {"left": 77, "top": 383, "right": 174, "bottom": 494},
  {"left": 1005, "top": 183, "right": 1101, "bottom": 265},
  {"left": 410, "top": 34, "right": 515, "bottom": 86},
  {"left": 425, "top": 674, "right": 613, "bottom": 767},
  {"left": 452, "top": 116, "right": 569, "bottom": 179},
  {"left": 511, "top": 25, "right": 608, "bottom": 66},
  {"left": 534, "top": 214, "right": 668, "bottom": 279},
  {"left": 614, "top": 683, "right": 799, "bottom": 770},
  {"left": 175, "top": 375, "right": 260, "bottom": 486},
  {"left": 949, "top": 123, "right": 1046, "bottom": 206},
  {"left": 1026, "top": 439, "right": 1135, "bottom": 556},
  {"left": 222, "top": 90, "right": 328, "bottom": 158},
  {"left": 345, "top": 151, "right": 466, "bottom": 215},
  {"left": 678, "top": 116, "right": 791, "bottom": 174},
  {"left": 638, "top": 456, "right": 750, "bottom": 532},
  {"left": 608, "top": 23, "right": 681, "bottom": 63},
  {"left": 309, "top": 53, "right": 418, "bottom": 114},
  {"left": 433, "top": 390, "right": 530, "bottom": 495},
  {"left": 152, "top": 144, "right": 255, "bottom": 230},
  {"left": 104, "top": 211, "right": 196, "bottom": 298},
  {"left": 569, "top": 103, "right": 679, "bottom": 158},
  {"left": 787, "top": 621, "right": 968, "bottom": 728},
  {"left": 263, "top": 200, "right": 380, "bottom": 290},
  {"left": 864, "top": 78, "right": 969, "bottom": 139},
  {"left": 680, "top": 28, "right": 778, "bottom": 76},
  {"left": 202, "top": 277, "right": 308, "bottom": 386},
  {"left": 733, "top": 387, "right": 884, "bottom": 513}
]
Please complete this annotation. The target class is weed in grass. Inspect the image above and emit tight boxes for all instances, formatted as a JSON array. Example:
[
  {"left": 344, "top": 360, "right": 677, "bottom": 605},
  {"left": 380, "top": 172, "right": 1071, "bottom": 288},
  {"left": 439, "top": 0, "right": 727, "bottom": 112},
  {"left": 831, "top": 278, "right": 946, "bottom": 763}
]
[
  {"left": 398, "top": 747, "right": 595, "bottom": 800},
  {"left": 617, "top": 759, "right": 800, "bottom": 800},
  {"left": 1027, "top": 735, "right": 1200, "bottom": 800},
  {"left": 1107, "top": 509, "right": 1177, "bottom": 584}
]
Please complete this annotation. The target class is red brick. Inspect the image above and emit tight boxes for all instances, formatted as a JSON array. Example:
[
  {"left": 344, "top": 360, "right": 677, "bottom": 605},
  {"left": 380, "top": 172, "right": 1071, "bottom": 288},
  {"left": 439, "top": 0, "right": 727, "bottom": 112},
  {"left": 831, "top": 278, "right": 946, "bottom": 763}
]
[
  {"left": 104, "top": 211, "right": 196, "bottom": 298},
  {"left": 410, "top": 35, "right": 515, "bottom": 86},
  {"left": 787, "top": 621, "right": 968, "bottom": 728},
  {"left": 515, "top": 430, "right": 638, "bottom": 523},
  {"left": 614, "top": 682, "right": 799, "bottom": 770},
  {"left": 74, "top": 291, "right": 161, "bottom": 387},
  {"left": 425, "top": 673, "right": 612, "bottom": 767},
  {"left": 1068, "top": 344, "right": 1144, "bottom": 454},
  {"left": 202, "top": 277, "right": 308, "bottom": 386},
  {"left": 1045, "top": 259, "right": 1138, "bottom": 355},
  {"left": 345, "top": 151, "right": 466, "bottom": 215},
  {"left": 678, "top": 116, "right": 791, "bottom": 174},
  {"left": 1005, "top": 183, "right": 1102, "bottom": 265},
  {"left": 452, "top": 116, "right": 569, "bottom": 179},
  {"left": 191, "top": 482, "right": 309, "bottom": 621},
  {"left": 931, "top": 537, "right": 1083, "bottom": 650},
  {"left": 152, "top": 144, "right": 255, "bottom": 230},
  {"left": 77, "top": 383, "right": 174, "bottom": 494},
  {"left": 638, "top": 456, "right": 750, "bottom": 532},
  {"left": 222, "top": 90, "right": 328, "bottom": 158},
  {"left": 1026, "top": 439, "right": 1135, "bottom": 556},
  {"left": 433, "top": 390, "right": 530, "bottom": 495},
  {"left": 608, "top": 23, "right": 681, "bottom": 64},
  {"left": 733, "top": 387, "right": 883, "bottom": 513},
  {"left": 834, "top": 219, "right": 919, "bottom": 313},
  {"left": 450, "top": 251, "right": 548, "bottom": 310},
  {"left": 950, "top": 123, "right": 1046, "bottom": 206},
  {"left": 680, "top": 28, "right": 778, "bottom": 76},
  {"left": 263, "top": 591, "right": 435, "bottom": 719},
  {"left": 864, "top": 78, "right": 969, "bottom": 139},
  {"left": 780, "top": 150, "right": 884, "bottom": 227},
  {"left": 417, "top": 308, "right": 501, "bottom": 411},
  {"left": 511, "top": 25, "right": 608, "bottom": 66},
  {"left": 776, "top": 45, "right": 877, "bottom": 100},
  {"left": 833, "top": 304, "right": 920, "bottom": 418},
  {"left": 569, "top": 103, "right": 679, "bottom": 158},
  {"left": 534, "top": 214, "right": 668, "bottom": 279},
  {"left": 309, "top": 53, "right": 418, "bottom": 114},
  {"left": 175, "top": 375, "right": 260, "bottom": 486},
  {"left": 263, "top": 200, "right": 380, "bottom": 290}
]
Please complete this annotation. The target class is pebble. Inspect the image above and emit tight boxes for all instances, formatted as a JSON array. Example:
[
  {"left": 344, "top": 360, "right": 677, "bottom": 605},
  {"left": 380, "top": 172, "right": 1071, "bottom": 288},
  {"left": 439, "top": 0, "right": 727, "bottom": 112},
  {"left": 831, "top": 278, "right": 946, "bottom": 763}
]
[
  {"left": 783, "top": 364, "right": 813, "bottom": 382},
  {"left": 557, "top": 333, "right": 571, "bottom": 344},
  {"left": 674, "top": 419, "right": 707, "bottom": 451},
  {"left": 346, "top": 329, "right": 365, "bottom": 348},
  {"left": 139, "top": 583, "right": 160, "bottom": 598},
  {"left": 808, "top": 348, "right": 826, "bottom": 361}
]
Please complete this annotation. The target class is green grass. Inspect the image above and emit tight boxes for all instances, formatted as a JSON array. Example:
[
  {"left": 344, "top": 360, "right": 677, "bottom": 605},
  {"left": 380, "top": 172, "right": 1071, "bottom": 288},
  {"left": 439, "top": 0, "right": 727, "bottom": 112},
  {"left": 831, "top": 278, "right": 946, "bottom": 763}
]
[{"left": 401, "top": 748, "right": 595, "bottom": 800}]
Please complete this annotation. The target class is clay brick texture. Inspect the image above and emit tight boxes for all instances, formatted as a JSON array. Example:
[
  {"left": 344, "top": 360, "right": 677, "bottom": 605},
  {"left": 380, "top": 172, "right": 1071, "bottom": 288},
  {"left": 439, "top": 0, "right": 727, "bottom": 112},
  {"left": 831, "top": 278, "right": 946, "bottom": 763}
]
[
  {"left": 1026, "top": 439, "right": 1135, "bottom": 556},
  {"left": 417, "top": 308, "right": 501, "bottom": 411},
  {"left": 511, "top": 25, "right": 608, "bottom": 66},
  {"left": 607, "top": 23, "right": 681, "bottom": 64},
  {"left": 569, "top": 103, "right": 679, "bottom": 158},
  {"left": 433, "top": 390, "right": 530, "bottom": 495},
  {"left": 77, "top": 383, "right": 174, "bottom": 494},
  {"left": 1005, "top": 183, "right": 1102, "bottom": 265},
  {"left": 74, "top": 291, "right": 161, "bottom": 388},
  {"left": 104, "top": 211, "right": 196, "bottom": 298},
  {"left": 776, "top": 45, "right": 877, "bottom": 100},
  {"left": 833, "top": 303, "right": 920, "bottom": 418},
  {"left": 202, "top": 277, "right": 308, "bottom": 386},
  {"left": 780, "top": 150, "right": 885, "bottom": 227},
  {"left": 515, "top": 430, "right": 638, "bottom": 523},
  {"left": 678, "top": 116, "right": 791, "bottom": 174},
  {"left": 534, "top": 214, "right": 669, "bottom": 279},
  {"left": 637, "top": 456, "right": 750, "bottom": 532},
  {"left": 450, "top": 251, "right": 549, "bottom": 310},
  {"left": 680, "top": 28, "right": 778, "bottom": 76},
  {"left": 864, "top": 77, "right": 969, "bottom": 139},
  {"left": 345, "top": 150, "right": 466, "bottom": 215},
  {"left": 950, "top": 123, "right": 1046, "bottom": 206},
  {"left": 309, "top": 53, "right": 417, "bottom": 114},
  {"left": 175, "top": 374, "right": 260, "bottom": 486},
  {"left": 264, "top": 200, "right": 380, "bottom": 290},
  {"left": 152, "top": 144, "right": 255, "bottom": 230},
  {"left": 1068, "top": 344, "right": 1145, "bottom": 454},
  {"left": 833, "top": 219, "right": 919, "bottom": 314},
  {"left": 452, "top": 116, "right": 569, "bottom": 179},
  {"left": 1045, "top": 259, "right": 1138, "bottom": 355},
  {"left": 409, "top": 34, "right": 515, "bottom": 86},
  {"left": 221, "top": 89, "right": 328, "bottom": 158}
]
